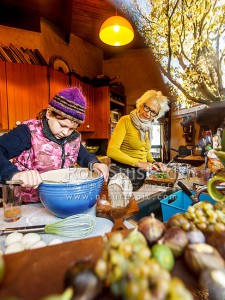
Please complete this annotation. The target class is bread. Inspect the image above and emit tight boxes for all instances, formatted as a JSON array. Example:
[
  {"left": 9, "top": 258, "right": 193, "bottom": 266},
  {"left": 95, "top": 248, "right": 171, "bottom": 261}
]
[{"left": 108, "top": 173, "right": 133, "bottom": 207}]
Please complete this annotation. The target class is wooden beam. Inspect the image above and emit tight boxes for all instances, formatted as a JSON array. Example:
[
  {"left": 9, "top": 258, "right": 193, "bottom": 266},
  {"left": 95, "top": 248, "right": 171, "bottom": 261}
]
[{"left": 63, "top": 0, "right": 73, "bottom": 43}]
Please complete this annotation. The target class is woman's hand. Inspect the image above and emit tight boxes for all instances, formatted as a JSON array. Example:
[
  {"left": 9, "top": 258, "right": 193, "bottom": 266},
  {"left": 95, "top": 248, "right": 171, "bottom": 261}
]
[
  {"left": 11, "top": 170, "right": 42, "bottom": 188},
  {"left": 137, "top": 162, "right": 159, "bottom": 171},
  {"left": 155, "top": 162, "right": 167, "bottom": 172},
  {"left": 137, "top": 161, "right": 167, "bottom": 172},
  {"left": 92, "top": 163, "right": 109, "bottom": 182}
]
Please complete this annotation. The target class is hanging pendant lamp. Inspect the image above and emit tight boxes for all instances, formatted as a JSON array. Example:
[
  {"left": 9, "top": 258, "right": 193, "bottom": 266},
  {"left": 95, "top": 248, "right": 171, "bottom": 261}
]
[{"left": 99, "top": 15, "right": 134, "bottom": 46}]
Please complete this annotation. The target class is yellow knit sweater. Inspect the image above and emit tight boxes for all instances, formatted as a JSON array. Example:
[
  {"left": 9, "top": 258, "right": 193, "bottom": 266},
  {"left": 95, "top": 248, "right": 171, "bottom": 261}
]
[{"left": 107, "top": 115, "right": 155, "bottom": 167}]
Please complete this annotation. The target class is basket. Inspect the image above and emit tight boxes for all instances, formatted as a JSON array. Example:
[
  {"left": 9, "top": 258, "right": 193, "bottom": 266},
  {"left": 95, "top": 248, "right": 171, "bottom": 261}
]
[{"left": 160, "top": 190, "right": 215, "bottom": 222}]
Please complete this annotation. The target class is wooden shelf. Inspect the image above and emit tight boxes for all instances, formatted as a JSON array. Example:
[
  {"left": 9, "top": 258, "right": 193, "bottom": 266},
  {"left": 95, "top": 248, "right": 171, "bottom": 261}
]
[{"left": 110, "top": 99, "right": 125, "bottom": 106}]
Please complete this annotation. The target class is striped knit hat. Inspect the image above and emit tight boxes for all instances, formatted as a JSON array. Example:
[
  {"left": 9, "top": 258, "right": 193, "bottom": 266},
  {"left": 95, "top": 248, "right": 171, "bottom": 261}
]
[{"left": 49, "top": 87, "right": 86, "bottom": 124}]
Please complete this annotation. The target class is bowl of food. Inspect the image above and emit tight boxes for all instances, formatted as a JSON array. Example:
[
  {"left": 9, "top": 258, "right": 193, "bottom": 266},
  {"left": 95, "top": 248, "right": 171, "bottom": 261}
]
[
  {"left": 38, "top": 168, "right": 104, "bottom": 218},
  {"left": 85, "top": 146, "right": 99, "bottom": 154}
]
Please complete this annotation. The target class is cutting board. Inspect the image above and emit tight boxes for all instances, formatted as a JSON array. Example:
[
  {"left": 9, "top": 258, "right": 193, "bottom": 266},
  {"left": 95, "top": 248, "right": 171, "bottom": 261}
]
[
  {"left": 144, "top": 174, "right": 177, "bottom": 187},
  {"left": 0, "top": 236, "right": 104, "bottom": 300},
  {"left": 0, "top": 234, "right": 200, "bottom": 300}
]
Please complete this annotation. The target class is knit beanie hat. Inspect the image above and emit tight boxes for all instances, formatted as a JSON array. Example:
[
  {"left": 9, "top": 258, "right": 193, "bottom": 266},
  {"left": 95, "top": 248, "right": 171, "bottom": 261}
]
[{"left": 49, "top": 87, "right": 86, "bottom": 124}]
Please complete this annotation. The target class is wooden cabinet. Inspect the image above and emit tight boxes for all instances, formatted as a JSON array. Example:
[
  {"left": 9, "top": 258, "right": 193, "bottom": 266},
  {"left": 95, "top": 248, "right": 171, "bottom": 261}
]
[
  {"left": 90, "top": 86, "right": 126, "bottom": 139},
  {"left": 69, "top": 75, "right": 94, "bottom": 132},
  {"left": 92, "top": 86, "right": 110, "bottom": 138},
  {"left": 0, "top": 61, "right": 8, "bottom": 129},
  {"left": 0, "top": 62, "right": 125, "bottom": 139},
  {"left": 5, "top": 62, "right": 49, "bottom": 129},
  {"left": 49, "top": 68, "right": 69, "bottom": 99}
]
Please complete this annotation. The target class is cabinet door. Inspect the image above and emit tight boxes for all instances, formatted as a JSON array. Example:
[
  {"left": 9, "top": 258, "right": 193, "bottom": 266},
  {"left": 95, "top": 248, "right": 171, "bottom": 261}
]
[
  {"left": 49, "top": 68, "right": 69, "bottom": 99},
  {"left": 6, "top": 62, "right": 49, "bottom": 129},
  {"left": 0, "top": 61, "right": 8, "bottom": 129},
  {"left": 70, "top": 76, "right": 94, "bottom": 132},
  {"left": 92, "top": 86, "right": 110, "bottom": 138}
]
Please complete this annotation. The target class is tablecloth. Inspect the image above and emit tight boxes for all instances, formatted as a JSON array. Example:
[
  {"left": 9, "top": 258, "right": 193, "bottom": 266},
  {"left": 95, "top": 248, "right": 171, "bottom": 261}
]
[{"left": 0, "top": 203, "right": 134, "bottom": 252}]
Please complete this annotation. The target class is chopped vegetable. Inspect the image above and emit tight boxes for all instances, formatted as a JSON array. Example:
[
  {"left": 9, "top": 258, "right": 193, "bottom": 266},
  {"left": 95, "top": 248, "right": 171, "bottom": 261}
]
[{"left": 154, "top": 172, "right": 168, "bottom": 179}]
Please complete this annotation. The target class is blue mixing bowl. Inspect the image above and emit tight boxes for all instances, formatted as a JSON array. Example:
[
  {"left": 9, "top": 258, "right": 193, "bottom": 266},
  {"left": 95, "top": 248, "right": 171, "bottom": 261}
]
[{"left": 38, "top": 169, "right": 104, "bottom": 218}]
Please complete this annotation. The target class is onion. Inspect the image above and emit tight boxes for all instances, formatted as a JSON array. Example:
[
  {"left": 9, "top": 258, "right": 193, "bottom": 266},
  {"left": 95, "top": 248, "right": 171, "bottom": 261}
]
[
  {"left": 184, "top": 243, "right": 225, "bottom": 274},
  {"left": 64, "top": 260, "right": 103, "bottom": 300},
  {"left": 199, "top": 269, "right": 225, "bottom": 300},
  {"left": 138, "top": 213, "right": 166, "bottom": 246},
  {"left": 158, "top": 227, "right": 188, "bottom": 257},
  {"left": 186, "top": 230, "right": 206, "bottom": 244}
]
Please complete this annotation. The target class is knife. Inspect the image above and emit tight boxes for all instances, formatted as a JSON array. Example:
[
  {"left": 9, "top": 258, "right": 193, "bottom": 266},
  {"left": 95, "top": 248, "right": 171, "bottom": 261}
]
[
  {"left": 177, "top": 181, "right": 198, "bottom": 204},
  {"left": 0, "top": 224, "right": 46, "bottom": 235}
]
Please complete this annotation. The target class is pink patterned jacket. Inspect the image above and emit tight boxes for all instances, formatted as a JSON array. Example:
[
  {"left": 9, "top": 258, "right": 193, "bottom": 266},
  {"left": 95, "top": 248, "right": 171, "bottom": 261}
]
[{"left": 12, "top": 118, "right": 81, "bottom": 202}]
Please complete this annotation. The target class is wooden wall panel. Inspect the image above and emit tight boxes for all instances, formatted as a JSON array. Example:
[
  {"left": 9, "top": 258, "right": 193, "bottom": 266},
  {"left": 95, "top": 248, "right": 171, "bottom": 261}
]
[
  {"left": 6, "top": 62, "right": 49, "bottom": 129},
  {"left": 0, "top": 61, "right": 8, "bottom": 129}
]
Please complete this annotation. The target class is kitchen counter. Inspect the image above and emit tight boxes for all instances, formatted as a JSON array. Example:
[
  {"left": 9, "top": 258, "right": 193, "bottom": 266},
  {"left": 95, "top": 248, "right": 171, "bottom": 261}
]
[{"left": 175, "top": 155, "right": 205, "bottom": 167}]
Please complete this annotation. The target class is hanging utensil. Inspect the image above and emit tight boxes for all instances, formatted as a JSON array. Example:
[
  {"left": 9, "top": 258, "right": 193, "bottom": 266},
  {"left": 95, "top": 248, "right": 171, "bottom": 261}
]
[
  {"left": 177, "top": 181, "right": 198, "bottom": 204},
  {"left": 166, "top": 154, "right": 179, "bottom": 167}
]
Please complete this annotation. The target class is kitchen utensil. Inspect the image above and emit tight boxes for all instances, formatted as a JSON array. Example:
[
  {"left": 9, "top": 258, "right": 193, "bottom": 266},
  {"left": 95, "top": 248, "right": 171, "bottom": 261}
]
[
  {"left": 207, "top": 173, "right": 225, "bottom": 203},
  {"left": 177, "top": 181, "right": 198, "bottom": 204},
  {"left": 6, "top": 179, "right": 71, "bottom": 185},
  {"left": 192, "top": 145, "right": 203, "bottom": 156},
  {"left": 97, "top": 197, "right": 139, "bottom": 231},
  {"left": 85, "top": 146, "right": 99, "bottom": 154},
  {"left": 38, "top": 168, "right": 104, "bottom": 218},
  {"left": 165, "top": 154, "right": 179, "bottom": 167},
  {"left": 0, "top": 214, "right": 96, "bottom": 238},
  {"left": 171, "top": 146, "right": 192, "bottom": 157}
]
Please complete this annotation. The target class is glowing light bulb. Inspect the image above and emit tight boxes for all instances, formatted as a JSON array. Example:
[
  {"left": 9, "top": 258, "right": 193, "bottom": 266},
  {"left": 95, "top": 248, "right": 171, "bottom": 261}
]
[{"left": 113, "top": 25, "right": 120, "bottom": 32}]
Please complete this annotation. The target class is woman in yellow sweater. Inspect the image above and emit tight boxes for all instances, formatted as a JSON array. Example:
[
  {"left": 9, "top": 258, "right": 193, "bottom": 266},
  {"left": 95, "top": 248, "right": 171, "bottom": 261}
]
[{"left": 107, "top": 90, "right": 170, "bottom": 190}]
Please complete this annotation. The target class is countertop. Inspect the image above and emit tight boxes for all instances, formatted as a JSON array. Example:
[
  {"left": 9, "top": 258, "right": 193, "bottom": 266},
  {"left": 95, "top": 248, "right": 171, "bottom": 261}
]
[{"left": 0, "top": 203, "right": 134, "bottom": 253}]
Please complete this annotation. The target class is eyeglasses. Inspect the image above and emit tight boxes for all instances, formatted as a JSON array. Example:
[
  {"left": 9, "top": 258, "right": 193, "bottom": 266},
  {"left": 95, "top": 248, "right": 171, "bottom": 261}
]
[{"left": 143, "top": 104, "right": 159, "bottom": 117}]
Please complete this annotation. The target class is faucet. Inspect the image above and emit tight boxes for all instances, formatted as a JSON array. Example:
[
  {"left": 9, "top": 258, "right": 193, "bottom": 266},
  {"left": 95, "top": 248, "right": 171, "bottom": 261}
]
[{"left": 195, "top": 184, "right": 225, "bottom": 202}]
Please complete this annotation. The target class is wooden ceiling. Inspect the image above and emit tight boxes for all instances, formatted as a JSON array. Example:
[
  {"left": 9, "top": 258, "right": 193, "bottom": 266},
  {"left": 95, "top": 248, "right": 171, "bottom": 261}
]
[{"left": 0, "top": 0, "right": 147, "bottom": 59}]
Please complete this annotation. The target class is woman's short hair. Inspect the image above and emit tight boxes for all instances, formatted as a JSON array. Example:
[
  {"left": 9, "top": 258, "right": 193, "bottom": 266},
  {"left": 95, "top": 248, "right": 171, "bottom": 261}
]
[{"left": 136, "top": 90, "right": 170, "bottom": 119}]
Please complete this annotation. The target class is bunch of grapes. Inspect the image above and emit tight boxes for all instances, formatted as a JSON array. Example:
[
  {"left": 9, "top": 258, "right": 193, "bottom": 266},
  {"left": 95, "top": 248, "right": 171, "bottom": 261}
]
[
  {"left": 94, "top": 230, "right": 193, "bottom": 300},
  {"left": 169, "top": 202, "right": 225, "bottom": 232}
]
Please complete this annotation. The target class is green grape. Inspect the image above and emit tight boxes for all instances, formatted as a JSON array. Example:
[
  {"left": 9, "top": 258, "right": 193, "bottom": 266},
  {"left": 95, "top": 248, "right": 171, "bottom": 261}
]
[
  {"left": 126, "top": 229, "right": 147, "bottom": 246},
  {"left": 195, "top": 209, "right": 204, "bottom": 218},
  {"left": 135, "top": 247, "right": 151, "bottom": 261},
  {"left": 94, "top": 258, "right": 107, "bottom": 280},
  {"left": 125, "top": 280, "right": 141, "bottom": 299},
  {"left": 196, "top": 222, "right": 207, "bottom": 231},
  {"left": 181, "top": 221, "right": 191, "bottom": 231},
  {"left": 119, "top": 240, "right": 133, "bottom": 258},
  {"left": 187, "top": 206, "right": 195, "bottom": 214},
  {"left": 196, "top": 215, "right": 207, "bottom": 224},
  {"left": 112, "top": 265, "right": 123, "bottom": 282},
  {"left": 214, "top": 222, "right": 225, "bottom": 232},
  {"left": 108, "top": 232, "right": 123, "bottom": 248},
  {"left": 109, "top": 249, "right": 125, "bottom": 266}
]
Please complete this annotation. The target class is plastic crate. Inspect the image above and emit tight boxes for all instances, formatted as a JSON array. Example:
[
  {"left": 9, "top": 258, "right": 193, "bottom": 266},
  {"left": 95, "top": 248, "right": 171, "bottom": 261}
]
[{"left": 160, "top": 190, "right": 215, "bottom": 222}]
